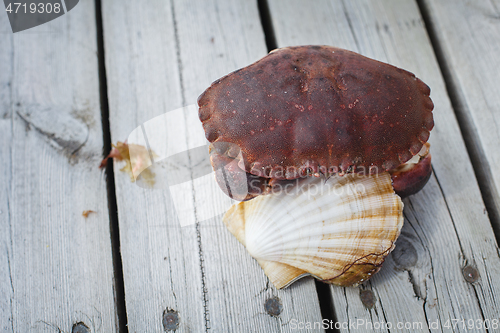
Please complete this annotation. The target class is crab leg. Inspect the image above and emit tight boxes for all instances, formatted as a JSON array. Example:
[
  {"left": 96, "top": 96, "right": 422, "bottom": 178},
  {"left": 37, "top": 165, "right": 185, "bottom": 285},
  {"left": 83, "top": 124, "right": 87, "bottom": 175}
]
[
  {"left": 209, "top": 144, "right": 267, "bottom": 201},
  {"left": 389, "top": 143, "right": 432, "bottom": 198},
  {"left": 211, "top": 142, "right": 433, "bottom": 201}
]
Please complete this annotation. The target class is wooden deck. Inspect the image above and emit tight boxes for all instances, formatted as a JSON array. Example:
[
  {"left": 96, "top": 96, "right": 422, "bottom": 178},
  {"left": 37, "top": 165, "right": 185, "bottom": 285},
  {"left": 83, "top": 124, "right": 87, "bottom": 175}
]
[{"left": 1, "top": 0, "right": 500, "bottom": 332}]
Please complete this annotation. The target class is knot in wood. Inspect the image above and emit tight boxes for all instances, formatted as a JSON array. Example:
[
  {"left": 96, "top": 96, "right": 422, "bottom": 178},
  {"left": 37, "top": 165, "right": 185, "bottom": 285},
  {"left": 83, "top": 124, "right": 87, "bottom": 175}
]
[
  {"left": 359, "top": 289, "right": 376, "bottom": 309},
  {"left": 163, "top": 309, "right": 180, "bottom": 331},
  {"left": 392, "top": 240, "right": 418, "bottom": 270},
  {"left": 265, "top": 296, "right": 283, "bottom": 316},
  {"left": 72, "top": 322, "right": 90, "bottom": 333}
]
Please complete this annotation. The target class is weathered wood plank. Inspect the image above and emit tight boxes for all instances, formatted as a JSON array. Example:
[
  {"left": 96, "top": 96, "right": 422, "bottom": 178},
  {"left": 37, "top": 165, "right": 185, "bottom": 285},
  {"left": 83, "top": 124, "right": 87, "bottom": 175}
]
[
  {"left": 268, "top": 0, "right": 500, "bottom": 331},
  {"left": 174, "top": 0, "right": 325, "bottom": 331},
  {"left": 0, "top": 2, "right": 117, "bottom": 332},
  {"left": 421, "top": 0, "right": 500, "bottom": 236},
  {"left": 101, "top": 0, "right": 324, "bottom": 331},
  {"left": 100, "top": 2, "right": 204, "bottom": 331}
]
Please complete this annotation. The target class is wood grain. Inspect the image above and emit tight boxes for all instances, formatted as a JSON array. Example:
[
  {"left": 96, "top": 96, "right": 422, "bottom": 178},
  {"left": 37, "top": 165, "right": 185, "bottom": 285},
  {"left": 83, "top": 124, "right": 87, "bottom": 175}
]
[
  {"left": 268, "top": 0, "right": 500, "bottom": 331},
  {"left": 101, "top": 1, "right": 204, "bottom": 331},
  {"left": 420, "top": 0, "right": 500, "bottom": 234},
  {"left": 0, "top": 1, "right": 117, "bottom": 332},
  {"left": 101, "top": 0, "right": 324, "bottom": 331}
]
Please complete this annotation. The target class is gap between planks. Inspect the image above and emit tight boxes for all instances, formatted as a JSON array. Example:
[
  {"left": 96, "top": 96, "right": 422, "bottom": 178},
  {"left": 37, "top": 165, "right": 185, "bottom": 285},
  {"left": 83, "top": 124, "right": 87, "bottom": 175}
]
[{"left": 94, "top": 0, "right": 128, "bottom": 331}]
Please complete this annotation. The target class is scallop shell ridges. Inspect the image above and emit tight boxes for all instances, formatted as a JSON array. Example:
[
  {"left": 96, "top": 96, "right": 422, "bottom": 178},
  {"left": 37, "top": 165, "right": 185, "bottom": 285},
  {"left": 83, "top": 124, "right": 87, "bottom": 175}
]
[{"left": 223, "top": 172, "right": 404, "bottom": 289}]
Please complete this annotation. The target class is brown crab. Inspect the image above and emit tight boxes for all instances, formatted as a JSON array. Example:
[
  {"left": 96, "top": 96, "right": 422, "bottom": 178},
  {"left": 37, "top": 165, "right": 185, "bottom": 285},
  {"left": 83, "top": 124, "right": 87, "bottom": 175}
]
[{"left": 198, "top": 45, "right": 434, "bottom": 200}]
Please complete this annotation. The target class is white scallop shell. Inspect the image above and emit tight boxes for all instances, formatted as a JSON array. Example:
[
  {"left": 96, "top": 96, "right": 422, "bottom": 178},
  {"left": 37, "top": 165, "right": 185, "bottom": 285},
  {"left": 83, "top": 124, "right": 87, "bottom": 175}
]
[{"left": 223, "top": 172, "right": 404, "bottom": 289}]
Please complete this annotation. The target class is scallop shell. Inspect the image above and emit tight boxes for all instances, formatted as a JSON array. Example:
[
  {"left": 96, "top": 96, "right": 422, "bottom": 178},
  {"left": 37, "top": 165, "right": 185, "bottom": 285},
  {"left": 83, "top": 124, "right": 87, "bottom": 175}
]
[{"left": 223, "top": 172, "right": 404, "bottom": 289}]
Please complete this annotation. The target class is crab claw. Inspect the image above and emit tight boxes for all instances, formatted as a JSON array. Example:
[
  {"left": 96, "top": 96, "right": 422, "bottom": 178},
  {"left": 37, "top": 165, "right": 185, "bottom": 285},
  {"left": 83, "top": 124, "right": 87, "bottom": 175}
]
[
  {"left": 389, "top": 143, "right": 432, "bottom": 198},
  {"left": 209, "top": 143, "right": 267, "bottom": 201}
]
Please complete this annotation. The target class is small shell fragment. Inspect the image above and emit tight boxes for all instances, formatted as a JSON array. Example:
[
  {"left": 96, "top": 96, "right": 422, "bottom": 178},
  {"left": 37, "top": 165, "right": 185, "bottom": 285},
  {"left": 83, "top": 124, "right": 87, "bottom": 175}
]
[
  {"left": 82, "top": 210, "right": 95, "bottom": 218},
  {"left": 223, "top": 172, "right": 404, "bottom": 289}
]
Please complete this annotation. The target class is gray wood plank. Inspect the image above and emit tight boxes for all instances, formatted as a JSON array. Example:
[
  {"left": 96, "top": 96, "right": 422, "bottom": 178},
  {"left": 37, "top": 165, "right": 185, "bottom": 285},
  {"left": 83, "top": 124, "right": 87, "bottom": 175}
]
[
  {"left": 101, "top": 0, "right": 325, "bottom": 331},
  {"left": 174, "top": 0, "right": 324, "bottom": 331},
  {"left": 421, "top": 0, "right": 500, "bottom": 237},
  {"left": 100, "top": 2, "right": 205, "bottom": 331},
  {"left": 0, "top": 1, "right": 117, "bottom": 332},
  {"left": 267, "top": 0, "right": 500, "bottom": 331}
]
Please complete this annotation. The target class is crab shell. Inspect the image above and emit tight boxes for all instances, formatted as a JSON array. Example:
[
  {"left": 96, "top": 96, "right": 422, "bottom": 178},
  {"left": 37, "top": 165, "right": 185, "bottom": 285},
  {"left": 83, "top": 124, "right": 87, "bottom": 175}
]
[{"left": 198, "top": 46, "right": 434, "bottom": 199}]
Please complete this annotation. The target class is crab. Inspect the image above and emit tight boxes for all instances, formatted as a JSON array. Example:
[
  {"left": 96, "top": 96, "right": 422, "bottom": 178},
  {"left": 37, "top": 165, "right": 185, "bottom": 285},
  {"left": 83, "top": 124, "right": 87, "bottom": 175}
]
[{"left": 198, "top": 45, "right": 434, "bottom": 201}]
